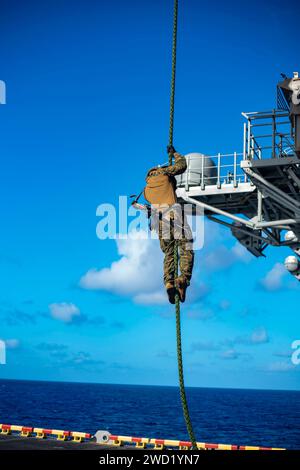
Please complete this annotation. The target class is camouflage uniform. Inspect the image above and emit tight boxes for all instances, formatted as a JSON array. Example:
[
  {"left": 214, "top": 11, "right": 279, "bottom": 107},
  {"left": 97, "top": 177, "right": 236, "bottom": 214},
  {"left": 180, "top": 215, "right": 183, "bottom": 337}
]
[{"left": 148, "top": 153, "right": 194, "bottom": 287}]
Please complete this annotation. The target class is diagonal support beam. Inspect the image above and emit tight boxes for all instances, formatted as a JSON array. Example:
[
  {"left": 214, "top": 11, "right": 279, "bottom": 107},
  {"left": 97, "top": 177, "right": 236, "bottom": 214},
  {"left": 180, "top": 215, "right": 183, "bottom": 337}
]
[
  {"left": 286, "top": 167, "right": 300, "bottom": 189},
  {"left": 182, "top": 194, "right": 255, "bottom": 228},
  {"left": 244, "top": 167, "right": 300, "bottom": 213},
  {"left": 207, "top": 215, "right": 275, "bottom": 245}
]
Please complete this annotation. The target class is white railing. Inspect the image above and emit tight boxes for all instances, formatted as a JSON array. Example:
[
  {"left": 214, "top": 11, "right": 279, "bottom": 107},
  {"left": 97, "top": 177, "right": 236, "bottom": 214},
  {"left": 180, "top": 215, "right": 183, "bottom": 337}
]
[
  {"left": 177, "top": 152, "right": 248, "bottom": 191},
  {"left": 177, "top": 110, "right": 296, "bottom": 193},
  {"left": 242, "top": 110, "right": 295, "bottom": 160}
]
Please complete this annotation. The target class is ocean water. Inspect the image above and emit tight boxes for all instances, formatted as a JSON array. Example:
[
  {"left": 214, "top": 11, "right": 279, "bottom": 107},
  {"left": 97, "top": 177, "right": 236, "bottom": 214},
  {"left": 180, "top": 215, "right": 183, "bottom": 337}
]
[{"left": 0, "top": 379, "right": 299, "bottom": 449}]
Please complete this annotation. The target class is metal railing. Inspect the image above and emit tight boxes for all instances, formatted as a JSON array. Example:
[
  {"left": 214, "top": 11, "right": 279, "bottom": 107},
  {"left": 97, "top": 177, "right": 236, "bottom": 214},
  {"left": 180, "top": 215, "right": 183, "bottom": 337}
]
[
  {"left": 203, "top": 152, "right": 246, "bottom": 187},
  {"left": 177, "top": 110, "right": 296, "bottom": 193},
  {"left": 277, "top": 86, "right": 289, "bottom": 111},
  {"left": 177, "top": 152, "right": 248, "bottom": 191},
  {"left": 242, "top": 109, "right": 295, "bottom": 160}
]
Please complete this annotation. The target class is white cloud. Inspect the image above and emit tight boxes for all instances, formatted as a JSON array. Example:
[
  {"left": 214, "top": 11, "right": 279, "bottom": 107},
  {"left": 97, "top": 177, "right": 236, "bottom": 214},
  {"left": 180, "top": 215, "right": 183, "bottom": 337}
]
[
  {"left": 231, "top": 242, "right": 252, "bottom": 262},
  {"left": 49, "top": 302, "right": 80, "bottom": 323},
  {"left": 250, "top": 327, "right": 269, "bottom": 344},
  {"left": 186, "top": 305, "right": 215, "bottom": 320},
  {"left": 79, "top": 222, "right": 249, "bottom": 306},
  {"left": 80, "top": 231, "right": 163, "bottom": 298},
  {"left": 267, "top": 361, "right": 295, "bottom": 372},
  {"left": 191, "top": 340, "right": 219, "bottom": 352},
  {"left": 80, "top": 230, "right": 209, "bottom": 305},
  {"left": 220, "top": 349, "right": 239, "bottom": 360},
  {"left": 273, "top": 350, "right": 292, "bottom": 358},
  {"left": 203, "top": 242, "right": 251, "bottom": 273},
  {"left": 260, "top": 263, "right": 287, "bottom": 291},
  {"left": 225, "top": 327, "right": 269, "bottom": 346},
  {"left": 134, "top": 290, "right": 167, "bottom": 305},
  {"left": 5, "top": 339, "right": 20, "bottom": 349}
]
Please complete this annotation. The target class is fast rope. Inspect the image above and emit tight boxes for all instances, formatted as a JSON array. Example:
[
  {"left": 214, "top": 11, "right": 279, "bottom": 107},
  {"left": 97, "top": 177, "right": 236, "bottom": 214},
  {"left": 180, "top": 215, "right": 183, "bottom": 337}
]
[{"left": 168, "top": 0, "right": 197, "bottom": 449}]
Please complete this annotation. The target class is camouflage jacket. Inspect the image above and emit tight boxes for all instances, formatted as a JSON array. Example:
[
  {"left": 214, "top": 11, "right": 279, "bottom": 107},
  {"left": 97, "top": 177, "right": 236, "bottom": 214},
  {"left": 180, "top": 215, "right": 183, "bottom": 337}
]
[{"left": 146, "top": 153, "right": 187, "bottom": 178}]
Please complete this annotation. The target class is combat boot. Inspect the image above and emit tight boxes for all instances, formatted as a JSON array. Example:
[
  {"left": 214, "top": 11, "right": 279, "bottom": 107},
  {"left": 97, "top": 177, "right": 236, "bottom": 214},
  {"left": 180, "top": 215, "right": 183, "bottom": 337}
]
[
  {"left": 175, "top": 276, "right": 188, "bottom": 303},
  {"left": 165, "top": 281, "right": 176, "bottom": 304}
]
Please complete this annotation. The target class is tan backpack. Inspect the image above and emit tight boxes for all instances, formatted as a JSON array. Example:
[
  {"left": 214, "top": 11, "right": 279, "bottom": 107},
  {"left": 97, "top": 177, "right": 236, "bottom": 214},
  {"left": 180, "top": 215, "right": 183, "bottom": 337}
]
[{"left": 144, "top": 172, "right": 177, "bottom": 206}]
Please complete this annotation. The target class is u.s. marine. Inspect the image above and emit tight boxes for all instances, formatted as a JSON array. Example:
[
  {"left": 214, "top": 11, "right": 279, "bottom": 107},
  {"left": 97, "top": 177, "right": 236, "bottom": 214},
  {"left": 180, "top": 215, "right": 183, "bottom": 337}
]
[{"left": 144, "top": 145, "right": 194, "bottom": 304}]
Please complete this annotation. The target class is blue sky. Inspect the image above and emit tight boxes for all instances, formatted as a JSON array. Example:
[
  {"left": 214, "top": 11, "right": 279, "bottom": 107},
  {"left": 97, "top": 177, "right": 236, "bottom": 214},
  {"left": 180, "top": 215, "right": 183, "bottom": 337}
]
[{"left": 0, "top": 0, "right": 300, "bottom": 390}]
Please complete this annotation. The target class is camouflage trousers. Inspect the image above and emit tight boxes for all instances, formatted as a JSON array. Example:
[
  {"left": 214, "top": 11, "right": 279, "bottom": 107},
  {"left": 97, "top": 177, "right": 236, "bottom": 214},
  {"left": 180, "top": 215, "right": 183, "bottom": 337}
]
[{"left": 152, "top": 206, "right": 194, "bottom": 287}]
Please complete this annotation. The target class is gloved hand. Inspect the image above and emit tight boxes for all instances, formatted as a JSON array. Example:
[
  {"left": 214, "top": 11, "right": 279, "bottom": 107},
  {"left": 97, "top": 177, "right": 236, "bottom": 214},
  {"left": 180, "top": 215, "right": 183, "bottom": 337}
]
[{"left": 167, "top": 144, "right": 176, "bottom": 154}]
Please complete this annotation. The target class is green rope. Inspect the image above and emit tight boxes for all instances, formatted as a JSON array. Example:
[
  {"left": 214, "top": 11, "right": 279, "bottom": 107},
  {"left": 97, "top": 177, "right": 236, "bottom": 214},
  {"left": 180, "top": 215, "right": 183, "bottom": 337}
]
[
  {"left": 168, "top": 0, "right": 178, "bottom": 156},
  {"left": 168, "top": 0, "right": 197, "bottom": 450}
]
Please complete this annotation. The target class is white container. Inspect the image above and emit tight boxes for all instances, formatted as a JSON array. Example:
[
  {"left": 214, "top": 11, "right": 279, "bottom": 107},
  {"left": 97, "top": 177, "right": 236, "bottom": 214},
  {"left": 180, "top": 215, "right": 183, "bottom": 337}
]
[{"left": 176, "top": 152, "right": 217, "bottom": 187}]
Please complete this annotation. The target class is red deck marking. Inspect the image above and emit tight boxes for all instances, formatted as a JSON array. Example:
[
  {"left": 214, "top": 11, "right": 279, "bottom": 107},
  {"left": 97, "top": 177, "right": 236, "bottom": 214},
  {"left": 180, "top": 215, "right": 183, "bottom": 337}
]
[
  {"left": 179, "top": 441, "right": 192, "bottom": 447},
  {"left": 155, "top": 439, "right": 165, "bottom": 445},
  {"left": 70, "top": 432, "right": 91, "bottom": 439},
  {"left": 204, "top": 443, "right": 219, "bottom": 449},
  {"left": 1, "top": 425, "right": 283, "bottom": 450}
]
